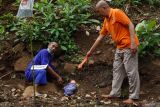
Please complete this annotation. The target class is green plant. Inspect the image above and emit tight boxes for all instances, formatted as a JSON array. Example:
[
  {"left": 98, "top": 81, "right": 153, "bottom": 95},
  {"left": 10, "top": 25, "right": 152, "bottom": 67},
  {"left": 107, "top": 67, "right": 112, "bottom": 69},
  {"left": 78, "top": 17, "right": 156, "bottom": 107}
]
[
  {"left": 8, "top": 0, "right": 99, "bottom": 53},
  {"left": 110, "top": 0, "right": 160, "bottom": 8},
  {"left": 135, "top": 19, "right": 160, "bottom": 57},
  {"left": 146, "top": 0, "right": 160, "bottom": 7},
  {"left": 0, "top": 25, "right": 4, "bottom": 34},
  {"left": 110, "top": 0, "right": 141, "bottom": 7}
]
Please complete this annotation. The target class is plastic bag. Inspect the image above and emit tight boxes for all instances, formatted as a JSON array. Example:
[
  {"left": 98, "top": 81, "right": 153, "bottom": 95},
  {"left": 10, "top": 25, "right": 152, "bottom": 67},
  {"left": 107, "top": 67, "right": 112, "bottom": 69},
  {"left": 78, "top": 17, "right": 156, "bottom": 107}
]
[
  {"left": 17, "top": 0, "right": 34, "bottom": 18},
  {"left": 64, "top": 80, "right": 77, "bottom": 96}
]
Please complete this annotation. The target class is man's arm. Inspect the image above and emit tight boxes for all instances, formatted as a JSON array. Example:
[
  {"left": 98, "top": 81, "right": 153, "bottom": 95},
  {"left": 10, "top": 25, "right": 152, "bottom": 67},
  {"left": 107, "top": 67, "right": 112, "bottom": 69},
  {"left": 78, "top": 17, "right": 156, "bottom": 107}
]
[
  {"left": 129, "top": 22, "right": 137, "bottom": 54},
  {"left": 47, "top": 66, "right": 63, "bottom": 84},
  {"left": 87, "top": 35, "right": 104, "bottom": 56},
  {"left": 78, "top": 35, "right": 104, "bottom": 70}
]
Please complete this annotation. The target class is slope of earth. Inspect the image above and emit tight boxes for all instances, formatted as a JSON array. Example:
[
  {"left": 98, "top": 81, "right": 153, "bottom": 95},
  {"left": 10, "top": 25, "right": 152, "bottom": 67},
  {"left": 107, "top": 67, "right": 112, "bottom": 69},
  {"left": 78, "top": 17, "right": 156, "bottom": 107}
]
[{"left": 0, "top": 0, "right": 160, "bottom": 107}]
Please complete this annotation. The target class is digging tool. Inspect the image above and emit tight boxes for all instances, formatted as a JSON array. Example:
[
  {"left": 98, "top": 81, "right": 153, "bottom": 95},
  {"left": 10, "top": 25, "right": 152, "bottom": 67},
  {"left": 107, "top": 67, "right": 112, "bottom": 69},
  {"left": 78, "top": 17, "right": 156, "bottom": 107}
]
[{"left": 17, "top": 0, "right": 34, "bottom": 18}]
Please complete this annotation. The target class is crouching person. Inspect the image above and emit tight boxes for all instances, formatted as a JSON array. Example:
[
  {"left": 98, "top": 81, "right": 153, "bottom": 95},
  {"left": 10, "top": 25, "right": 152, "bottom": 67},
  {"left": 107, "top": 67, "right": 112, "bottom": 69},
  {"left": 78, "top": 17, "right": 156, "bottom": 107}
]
[{"left": 25, "top": 42, "right": 63, "bottom": 96}]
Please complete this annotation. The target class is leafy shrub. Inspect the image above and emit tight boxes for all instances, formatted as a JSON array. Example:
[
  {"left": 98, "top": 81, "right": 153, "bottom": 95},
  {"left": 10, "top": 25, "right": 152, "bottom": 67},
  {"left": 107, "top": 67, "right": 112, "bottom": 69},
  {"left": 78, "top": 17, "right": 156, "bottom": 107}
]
[
  {"left": 1, "top": 0, "right": 99, "bottom": 53},
  {"left": 109, "top": 0, "right": 142, "bottom": 7},
  {"left": 146, "top": 0, "right": 160, "bottom": 7},
  {"left": 135, "top": 19, "right": 160, "bottom": 57},
  {"left": 109, "top": 0, "right": 159, "bottom": 7},
  {"left": 0, "top": 13, "right": 17, "bottom": 40}
]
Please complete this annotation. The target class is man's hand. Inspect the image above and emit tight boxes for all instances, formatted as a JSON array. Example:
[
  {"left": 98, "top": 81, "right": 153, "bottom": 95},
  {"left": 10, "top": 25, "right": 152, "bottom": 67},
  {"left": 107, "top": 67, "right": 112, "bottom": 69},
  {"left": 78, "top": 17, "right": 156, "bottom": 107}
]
[
  {"left": 78, "top": 35, "right": 104, "bottom": 70},
  {"left": 77, "top": 51, "right": 91, "bottom": 70},
  {"left": 57, "top": 77, "right": 64, "bottom": 84},
  {"left": 131, "top": 43, "right": 137, "bottom": 54},
  {"left": 78, "top": 56, "right": 89, "bottom": 70}
]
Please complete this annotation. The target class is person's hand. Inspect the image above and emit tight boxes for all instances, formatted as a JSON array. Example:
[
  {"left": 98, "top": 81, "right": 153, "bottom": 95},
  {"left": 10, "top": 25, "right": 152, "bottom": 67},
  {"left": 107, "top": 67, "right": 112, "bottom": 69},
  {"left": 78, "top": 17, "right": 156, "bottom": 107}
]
[
  {"left": 57, "top": 77, "right": 64, "bottom": 84},
  {"left": 78, "top": 56, "right": 89, "bottom": 70},
  {"left": 131, "top": 43, "right": 137, "bottom": 54}
]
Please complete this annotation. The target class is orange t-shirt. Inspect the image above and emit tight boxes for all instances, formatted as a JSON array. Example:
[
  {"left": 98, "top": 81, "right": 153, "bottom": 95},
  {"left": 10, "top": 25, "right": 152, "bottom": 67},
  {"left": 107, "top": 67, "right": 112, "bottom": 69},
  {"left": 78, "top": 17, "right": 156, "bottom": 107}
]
[{"left": 100, "top": 8, "right": 139, "bottom": 49}]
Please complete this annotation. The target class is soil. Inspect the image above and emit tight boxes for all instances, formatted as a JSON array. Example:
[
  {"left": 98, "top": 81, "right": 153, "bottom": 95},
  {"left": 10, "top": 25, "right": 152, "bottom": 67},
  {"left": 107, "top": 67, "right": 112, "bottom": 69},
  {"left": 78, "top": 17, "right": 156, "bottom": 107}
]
[{"left": 0, "top": 0, "right": 160, "bottom": 107}]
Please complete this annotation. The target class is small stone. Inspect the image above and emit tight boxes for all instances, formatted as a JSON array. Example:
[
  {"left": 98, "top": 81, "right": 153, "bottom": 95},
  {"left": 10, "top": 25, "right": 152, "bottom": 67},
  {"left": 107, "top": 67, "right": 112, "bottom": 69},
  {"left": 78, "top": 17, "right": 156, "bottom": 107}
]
[
  {"left": 113, "top": 102, "right": 119, "bottom": 106},
  {"left": 52, "top": 97, "right": 57, "bottom": 100},
  {"left": 0, "top": 65, "right": 5, "bottom": 71},
  {"left": 89, "top": 101, "right": 96, "bottom": 105},
  {"left": 90, "top": 92, "right": 96, "bottom": 95},
  {"left": 11, "top": 88, "right": 16, "bottom": 92},
  {"left": 17, "top": 84, "right": 25, "bottom": 90},
  {"left": 96, "top": 26, "right": 101, "bottom": 31},
  {"left": 77, "top": 96, "right": 81, "bottom": 100},
  {"left": 72, "top": 100, "right": 76, "bottom": 104},
  {"left": 43, "top": 94, "right": 47, "bottom": 98},
  {"left": 85, "top": 94, "right": 91, "bottom": 98},
  {"left": 17, "top": 89, "right": 21, "bottom": 92},
  {"left": 94, "top": 51, "right": 101, "bottom": 55},
  {"left": 61, "top": 96, "right": 69, "bottom": 101},
  {"left": 14, "top": 54, "right": 31, "bottom": 72},
  {"left": 112, "top": 49, "right": 115, "bottom": 53},
  {"left": 88, "top": 59, "right": 94, "bottom": 65},
  {"left": 85, "top": 31, "right": 90, "bottom": 36},
  {"left": 101, "top": 100, "right": 111, "bottom": 105},
  {"left": 14, "top": 94, "right": 19, "bottom": 97}
]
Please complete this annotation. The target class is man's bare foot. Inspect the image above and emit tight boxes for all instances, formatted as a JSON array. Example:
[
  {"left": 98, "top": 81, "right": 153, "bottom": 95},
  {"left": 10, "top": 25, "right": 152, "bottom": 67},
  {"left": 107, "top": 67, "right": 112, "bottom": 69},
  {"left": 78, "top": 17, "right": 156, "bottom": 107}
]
[
  {"left": 123, "top": 99, "right": 137, "bottom": 105},
  {"left": 101, "top": 95, "right": 119, "bottom": 99}
]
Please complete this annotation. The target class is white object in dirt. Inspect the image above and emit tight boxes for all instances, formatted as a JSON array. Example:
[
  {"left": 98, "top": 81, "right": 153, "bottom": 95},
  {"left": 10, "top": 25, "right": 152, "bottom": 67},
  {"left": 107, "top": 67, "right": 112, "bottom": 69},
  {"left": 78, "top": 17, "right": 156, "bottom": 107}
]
[
  {"left": 31, "top": 65, "right": 48, "bottom": 70},
  {"left": 96, "top": 26, "right": 101, "bottom": 31},
  {"left": 17, "top": 0, "right": 34, "bottom": 18},
  {"left": 85, "top": 31, "right": 90, "bottom": 36}
]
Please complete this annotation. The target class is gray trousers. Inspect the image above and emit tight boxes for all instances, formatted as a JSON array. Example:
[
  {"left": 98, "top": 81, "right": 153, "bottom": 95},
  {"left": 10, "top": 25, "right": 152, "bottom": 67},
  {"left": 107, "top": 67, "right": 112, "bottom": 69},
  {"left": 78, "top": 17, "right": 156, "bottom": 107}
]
[{"left": 109, "top": 49, "right": 140, "bottom": 99}]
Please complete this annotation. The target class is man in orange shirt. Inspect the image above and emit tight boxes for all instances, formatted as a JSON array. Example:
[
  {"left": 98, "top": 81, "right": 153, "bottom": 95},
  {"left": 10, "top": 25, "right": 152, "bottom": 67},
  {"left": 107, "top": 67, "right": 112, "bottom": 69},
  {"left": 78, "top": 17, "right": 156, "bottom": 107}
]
[{"left": 78, "top": 0, "right": 140, "bottom": 104}]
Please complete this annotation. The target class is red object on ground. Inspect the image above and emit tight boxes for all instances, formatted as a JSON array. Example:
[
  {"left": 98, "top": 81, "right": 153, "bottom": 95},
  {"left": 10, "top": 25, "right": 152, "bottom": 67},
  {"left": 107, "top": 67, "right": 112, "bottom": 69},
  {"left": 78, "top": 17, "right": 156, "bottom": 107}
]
[{"left": 78, "top": 57, "right": 88, "bottom": 70}]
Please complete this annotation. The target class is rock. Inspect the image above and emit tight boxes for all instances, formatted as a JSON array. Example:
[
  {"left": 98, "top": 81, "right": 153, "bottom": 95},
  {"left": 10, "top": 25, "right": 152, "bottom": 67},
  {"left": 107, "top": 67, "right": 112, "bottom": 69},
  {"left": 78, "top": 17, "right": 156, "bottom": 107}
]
[
  {"left": 85, "top": 94, "right": 91, "bottom": 98},
  {"left": 90, "top": 92, "right": 96, "bottom": 95},
  {"left": 152, "top": 58, "right": 160, "bottom": 67},
  {"left": 14, "top": 54, "right": 31, "bottom": 72},
  {"left": 17, "top": 84, "right": 25, "bottom": 90},
  {"left": 63, "top": 63, "right": 77, "bottom": 73},
  {"left": 85, "top": 31, "right": 90, "bottom": 36},
  {"left": 22, "top": 86, "right": 34, "bottom": 98},
  {"left": 22, "top": 83, "right": 59, "bottom": 98},
  {"left": 100, "top": 100, "right": 111, "bottom": 105},
  {"left": 11, "top": 88, "right": 16, "bottom": 92},
  {"left": 77, "top": 96, "right": 81, "bottom": 100},
  {"left": 88, "top": 59, "right": 94, "bottom": 65},
  {"left": 12, "top": 42, "right": 25, "bottom": 54},
  {"left": 94, "top": 51, "right": 101, "bottom": 55},
  {"left": 113, "top": 102, "right": 119, "bottom": 106},
  {"left": 60, "top": 96, "right": 69, "bottom": 101},
  {"left": 96, "top": 26, "right": 101, "bottom": 31},
  {"left": 0, "top": 65, "right": 5, "bottom": 71}
]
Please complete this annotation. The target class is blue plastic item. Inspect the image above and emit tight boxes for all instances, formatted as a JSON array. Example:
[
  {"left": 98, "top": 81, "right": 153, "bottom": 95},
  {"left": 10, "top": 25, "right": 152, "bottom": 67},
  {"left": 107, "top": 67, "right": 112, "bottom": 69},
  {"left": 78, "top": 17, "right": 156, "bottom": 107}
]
[{"left": 64, "top": 83, "right": 77, "bottom": 96}]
